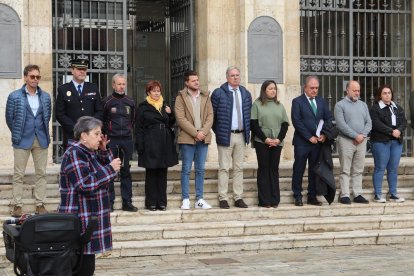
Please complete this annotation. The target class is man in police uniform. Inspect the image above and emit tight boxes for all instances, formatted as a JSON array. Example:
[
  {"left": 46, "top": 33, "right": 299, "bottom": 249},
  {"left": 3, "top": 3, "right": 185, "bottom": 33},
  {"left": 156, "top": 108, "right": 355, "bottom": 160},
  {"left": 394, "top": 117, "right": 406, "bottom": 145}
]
[
  {"left": 102, "top": 74, "right": 138, "bottom": 212},
  {"left": 55, "top": 58, "right": 104, "bottom": 148}
]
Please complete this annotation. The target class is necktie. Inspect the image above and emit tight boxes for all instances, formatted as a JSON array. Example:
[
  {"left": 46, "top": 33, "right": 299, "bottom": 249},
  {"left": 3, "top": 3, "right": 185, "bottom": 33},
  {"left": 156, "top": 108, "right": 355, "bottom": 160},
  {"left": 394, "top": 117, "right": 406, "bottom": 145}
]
[
  {"left": 77, "top": 84, "right": 82, "bottom": 96},
  {"left": 234, "top": 88, "right": 243, "bottom": 131},
  {"left": 310, "top": 98, "right": 317, "bottom": 115}
]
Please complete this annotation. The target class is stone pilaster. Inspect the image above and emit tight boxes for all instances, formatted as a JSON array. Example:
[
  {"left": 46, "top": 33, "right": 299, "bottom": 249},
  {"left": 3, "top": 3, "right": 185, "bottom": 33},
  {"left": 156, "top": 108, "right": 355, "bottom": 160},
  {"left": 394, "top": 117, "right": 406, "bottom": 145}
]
[
  {"left": 0, "top": 0, "right": 53, "bottom": 167},
  {"left": 195, "top": 0, "right": 301, "bottom": 161}
]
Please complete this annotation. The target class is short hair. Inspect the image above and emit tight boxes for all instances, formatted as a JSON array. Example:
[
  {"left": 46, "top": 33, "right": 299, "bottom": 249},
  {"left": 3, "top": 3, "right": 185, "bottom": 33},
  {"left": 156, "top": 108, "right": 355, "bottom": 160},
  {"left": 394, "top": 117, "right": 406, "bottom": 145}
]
[
  {"left": 112, "top": 73, "right": 126, "bottom": 83},
  {"left": 73, "top": 116, "right": 103, "bottom": 140},
  {"left": 304, "top": 75, "right": 319, "bottom": 87},
  {"left": 375, "top": 84, "right": 394, "bottom": 102},
  {"left": 259, "top": 80, "right": 279, "bottom": 105},
  {"left": 346, "top": 80, "right": 359, "bottom": 90},
  {"left": 23, "top": 65, "right": 40, "bottom": 76},
  {"left": 226, "top": 66, "right": 240, "bottom": 77},
  {"left": 145, "top": 80, "right": 162, "bottom": 95},
  {"left": 183, "top": 70, "right": 198, "bottom": 82}
]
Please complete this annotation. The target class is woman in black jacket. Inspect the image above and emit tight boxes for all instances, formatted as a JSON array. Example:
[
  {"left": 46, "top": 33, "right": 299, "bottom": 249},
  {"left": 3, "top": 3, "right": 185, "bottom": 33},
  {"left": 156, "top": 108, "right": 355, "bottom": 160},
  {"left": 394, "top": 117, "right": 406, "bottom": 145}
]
[
  {"left": 136, "top": 80, "right": 178, "bottom": 211},
  {"left": 370, "top": 84, "right": 407, "bottom": 203}
]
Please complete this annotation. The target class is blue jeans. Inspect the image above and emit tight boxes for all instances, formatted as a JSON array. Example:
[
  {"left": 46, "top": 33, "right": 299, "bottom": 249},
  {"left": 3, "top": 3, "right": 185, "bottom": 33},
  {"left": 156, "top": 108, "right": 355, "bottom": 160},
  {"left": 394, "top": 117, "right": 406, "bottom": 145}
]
[
  {"left": 180, "top": 142, "right": 208, "bottom": 200},
  {"left": 371, "top": 140, "right": 402, "bottom": 197}
]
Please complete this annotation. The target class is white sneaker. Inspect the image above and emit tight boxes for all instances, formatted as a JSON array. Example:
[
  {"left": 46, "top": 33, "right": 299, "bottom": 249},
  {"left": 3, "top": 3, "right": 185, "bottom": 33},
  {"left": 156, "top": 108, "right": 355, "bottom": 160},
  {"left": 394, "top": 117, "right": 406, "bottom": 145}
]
[
  {"left": 181, "top": 199, "right": 190, "bottom": 210},
  {"left": 195, "top": 198, "right": 212, "bottom": 209},
  {"left": 374, "top": 195, "right": 386, "bottom": 203},
  {"left": 390, "top": 195, "right": 405, "bottom": 203}
]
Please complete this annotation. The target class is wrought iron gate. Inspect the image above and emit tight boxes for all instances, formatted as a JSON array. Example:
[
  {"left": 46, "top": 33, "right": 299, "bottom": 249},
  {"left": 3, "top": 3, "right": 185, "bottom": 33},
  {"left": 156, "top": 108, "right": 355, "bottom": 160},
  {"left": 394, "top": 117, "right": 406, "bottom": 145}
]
[
  {"left": 52, "top": 0, "right": 194, "bottom": 162},
  {"left": 169, "top": 0, "right": 194, "bottom": 101},
  {"left": 52, "top": 0, "right": 128, "bottom": 162},
  {"left": 300, "top": 0, "right": 412, "bottom": 155}
]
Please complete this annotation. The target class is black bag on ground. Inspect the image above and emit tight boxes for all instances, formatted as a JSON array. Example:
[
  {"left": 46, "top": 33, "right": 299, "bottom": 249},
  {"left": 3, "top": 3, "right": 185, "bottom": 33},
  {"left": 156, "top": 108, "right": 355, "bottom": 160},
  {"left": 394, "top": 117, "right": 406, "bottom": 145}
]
[{"left": 3, "top": 213, "right": 97, "bottom": 276}]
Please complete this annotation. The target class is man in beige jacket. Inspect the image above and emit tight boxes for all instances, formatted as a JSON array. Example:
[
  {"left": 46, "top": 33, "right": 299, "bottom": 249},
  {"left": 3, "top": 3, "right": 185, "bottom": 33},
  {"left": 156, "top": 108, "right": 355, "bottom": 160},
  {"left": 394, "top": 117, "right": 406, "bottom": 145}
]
[{"left": 175, "top": 70, "right": 214, "bottom": 209}]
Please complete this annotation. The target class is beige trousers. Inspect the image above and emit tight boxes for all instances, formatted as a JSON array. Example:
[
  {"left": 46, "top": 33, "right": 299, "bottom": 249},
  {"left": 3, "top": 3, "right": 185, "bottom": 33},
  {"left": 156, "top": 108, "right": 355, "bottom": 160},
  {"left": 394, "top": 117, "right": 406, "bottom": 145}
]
[
  {"left": 13, "top": 138, "right": 48, "bottom": 206},
  {"left": 217, "top": 133, "right": 245, "bottom": 201}
]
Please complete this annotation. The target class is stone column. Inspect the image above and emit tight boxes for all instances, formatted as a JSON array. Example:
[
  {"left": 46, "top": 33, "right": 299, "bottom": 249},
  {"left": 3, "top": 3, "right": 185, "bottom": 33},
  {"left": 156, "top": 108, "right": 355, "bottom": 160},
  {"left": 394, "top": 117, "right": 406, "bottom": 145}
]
[
  {"left": 195, "top": 0, "right": 301, "bottom": 161},
  {"left": 0, "top": 0, "right": 53, "bottom": 167}
]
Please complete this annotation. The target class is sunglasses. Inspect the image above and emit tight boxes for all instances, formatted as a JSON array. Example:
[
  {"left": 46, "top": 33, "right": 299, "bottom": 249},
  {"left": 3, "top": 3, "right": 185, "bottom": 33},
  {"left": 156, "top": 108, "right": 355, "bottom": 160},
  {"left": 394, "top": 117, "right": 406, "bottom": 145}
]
[{"left": 28, "top": 75, "right": 41, "bottom": 80}]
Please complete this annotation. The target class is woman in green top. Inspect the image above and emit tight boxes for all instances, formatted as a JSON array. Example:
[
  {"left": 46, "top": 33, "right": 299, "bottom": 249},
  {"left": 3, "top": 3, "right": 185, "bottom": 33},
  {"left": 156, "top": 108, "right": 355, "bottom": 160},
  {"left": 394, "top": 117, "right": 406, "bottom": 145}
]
[{"left": 251, "top": 80, "right": 289, "bottom": 208}]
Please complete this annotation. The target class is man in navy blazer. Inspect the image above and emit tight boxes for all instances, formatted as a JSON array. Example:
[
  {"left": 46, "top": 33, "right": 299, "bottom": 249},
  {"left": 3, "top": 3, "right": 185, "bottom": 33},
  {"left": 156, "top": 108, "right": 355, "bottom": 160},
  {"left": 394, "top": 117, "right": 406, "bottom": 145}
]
[
  {"left": 291, "top": 76, "right": 333, "bottom": 206},
  {"left": 55, "top": 59, "right": 103, "bottom": 149}
]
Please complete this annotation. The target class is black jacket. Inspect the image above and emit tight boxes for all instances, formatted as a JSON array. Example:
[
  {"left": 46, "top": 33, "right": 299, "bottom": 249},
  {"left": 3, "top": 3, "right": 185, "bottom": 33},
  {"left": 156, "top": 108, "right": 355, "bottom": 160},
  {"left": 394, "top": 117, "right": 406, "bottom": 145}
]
[
  {"left": 135, "top": 100, "right": 178, "bottom": 168},
  {"left": 55, "top": 82, "right": 103, "bottom": 145},
  {"left": 370, "top": 101, "right": 407, "bottom": 143},
  {"left": 314, "top": 120, "right": 338, "bottom": 204},
  {"left": 102, "top": 92, "right": 136, "bottom": 137}
]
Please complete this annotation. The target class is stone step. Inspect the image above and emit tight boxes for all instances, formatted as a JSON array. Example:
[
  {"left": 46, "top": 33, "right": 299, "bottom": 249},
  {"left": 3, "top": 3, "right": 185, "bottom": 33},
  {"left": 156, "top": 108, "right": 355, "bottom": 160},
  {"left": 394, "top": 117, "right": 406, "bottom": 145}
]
[
  {"left": 0, "top": 188, "right": 413, "bottom": 216},
  {"left": 1, "top": 201, "right": 412, "bottom": 227},
  {"left": 1, "top": 203, "right": 413, "bottom": 265},
  {"left": 103, "top": 228, "right": 414, "bottom": 258},
  {"left": 1, "top": 158, "right": 413, "bottom": 185},
  {"left": 1, "top": 173, "right": 414, "bottom": 201},
  {"left": 109, "top": 201, "right": 414, "bottom": 225},
  {"left": 111, "top": 213, "right": 414, "bottom": 241},
  {"left": 2, "top": 158, "right": 414, "bottom": 201}
]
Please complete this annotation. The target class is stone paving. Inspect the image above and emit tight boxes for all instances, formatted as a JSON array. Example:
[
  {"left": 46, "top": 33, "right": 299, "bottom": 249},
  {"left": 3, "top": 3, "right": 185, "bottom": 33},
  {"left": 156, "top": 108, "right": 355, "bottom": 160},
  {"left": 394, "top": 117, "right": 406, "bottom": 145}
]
[{"left": 2, "top": 244, "right": 413, "bottom": 275}]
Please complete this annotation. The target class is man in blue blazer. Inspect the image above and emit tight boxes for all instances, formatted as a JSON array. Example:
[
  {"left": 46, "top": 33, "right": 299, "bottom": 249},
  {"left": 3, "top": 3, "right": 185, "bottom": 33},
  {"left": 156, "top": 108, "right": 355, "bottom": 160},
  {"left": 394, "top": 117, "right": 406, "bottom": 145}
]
[
  {"left": 6, "top": 64, "right": 51, "bottom": 217},
  {"left": 291, "top": 76, "right": 333, "bottom": 206}
]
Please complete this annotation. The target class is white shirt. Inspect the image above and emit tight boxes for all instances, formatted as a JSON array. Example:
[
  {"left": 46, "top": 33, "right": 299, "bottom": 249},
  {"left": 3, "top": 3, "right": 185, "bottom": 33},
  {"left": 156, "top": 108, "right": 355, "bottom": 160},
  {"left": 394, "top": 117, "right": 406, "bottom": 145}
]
[
  {"left": 25, "top": 87, "right": 39, "bottom": 115},
  {"left": 229, "top": 85, "right": 244, "bottom": 130}
]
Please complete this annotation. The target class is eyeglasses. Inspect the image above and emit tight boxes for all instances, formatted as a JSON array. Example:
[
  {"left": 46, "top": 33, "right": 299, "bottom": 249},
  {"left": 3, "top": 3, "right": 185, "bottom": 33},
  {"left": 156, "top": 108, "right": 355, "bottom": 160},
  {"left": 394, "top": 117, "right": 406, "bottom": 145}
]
[{"left": 28, "top": 75, "right": 41, "bottom": 80}]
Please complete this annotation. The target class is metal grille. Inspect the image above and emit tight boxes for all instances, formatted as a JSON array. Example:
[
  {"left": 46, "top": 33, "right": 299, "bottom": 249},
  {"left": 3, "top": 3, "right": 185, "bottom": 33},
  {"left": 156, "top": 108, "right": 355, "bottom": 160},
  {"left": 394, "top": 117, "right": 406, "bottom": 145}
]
[
  {"left": 300, "top": 0, "right": 412, "bottom": 155},
  {"left": 52, "top": 0, "right": 128, "bottom": 162},
  {"left": 169, "top": 0, "right": 194, "bottom": 101}
]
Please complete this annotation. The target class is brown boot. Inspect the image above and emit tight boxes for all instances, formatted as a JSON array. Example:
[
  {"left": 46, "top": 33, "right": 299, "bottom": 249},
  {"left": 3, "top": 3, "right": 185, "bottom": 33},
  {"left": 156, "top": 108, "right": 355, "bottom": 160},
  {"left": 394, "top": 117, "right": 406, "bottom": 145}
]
[
  {"left": 11, "top": 205, "right": 22, "bottom": 218},
  {"left": 35, "top": 204, "right": 48, "bottom": 214}
]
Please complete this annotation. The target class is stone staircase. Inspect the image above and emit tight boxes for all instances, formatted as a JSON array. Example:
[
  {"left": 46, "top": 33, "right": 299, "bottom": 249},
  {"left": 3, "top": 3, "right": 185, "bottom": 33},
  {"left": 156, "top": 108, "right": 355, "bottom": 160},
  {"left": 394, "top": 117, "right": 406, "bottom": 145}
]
[{"left": 1, "top": 158, "right": 414, "bottom": 263}]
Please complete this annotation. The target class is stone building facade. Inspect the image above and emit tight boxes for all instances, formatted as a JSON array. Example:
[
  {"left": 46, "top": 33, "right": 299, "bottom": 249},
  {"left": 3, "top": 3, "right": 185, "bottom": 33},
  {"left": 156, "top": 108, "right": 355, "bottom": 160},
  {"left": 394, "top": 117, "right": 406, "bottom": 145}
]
[{"left": 0, "top": 0, "right": 413, "bottom": 166}]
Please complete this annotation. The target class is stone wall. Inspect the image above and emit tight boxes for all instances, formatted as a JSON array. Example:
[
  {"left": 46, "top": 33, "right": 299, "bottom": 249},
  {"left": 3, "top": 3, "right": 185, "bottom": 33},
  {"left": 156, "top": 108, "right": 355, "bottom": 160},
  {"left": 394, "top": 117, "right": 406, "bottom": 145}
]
[
  {"left": 0, "top": 0, "right": 53, "bottom": 167},
  {"left": 195, "top": 0, "right": 301, "bottom": 161}
]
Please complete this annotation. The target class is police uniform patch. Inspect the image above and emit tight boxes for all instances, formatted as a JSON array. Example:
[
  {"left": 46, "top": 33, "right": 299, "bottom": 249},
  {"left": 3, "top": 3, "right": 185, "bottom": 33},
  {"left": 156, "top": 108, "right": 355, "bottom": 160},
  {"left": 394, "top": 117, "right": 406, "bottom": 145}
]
[
  {"left": 111, "top": 107, "right": 117, "bottom": 113},
  {"left": 66, "top": 91, "right": 71, "bottom": 96},
  {"left": 86, "top": 92, "right": 97, "bottom": 96}
]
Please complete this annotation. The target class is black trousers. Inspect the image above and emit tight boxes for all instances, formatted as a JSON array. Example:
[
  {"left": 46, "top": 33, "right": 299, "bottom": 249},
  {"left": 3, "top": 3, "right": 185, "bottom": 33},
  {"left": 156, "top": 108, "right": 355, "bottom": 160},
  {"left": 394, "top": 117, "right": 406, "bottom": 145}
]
[
  {"left": 75, "top": 254, "right": 95, "bottom": 276},
  {"left": 254, "top": 141, "right": 282, "bottom": 206},
  {"left": 108, "top": 137, "right": 133, "bottom": 205},
  {"left": 145, "top": 168, "right": 168, "bottom": 207}
]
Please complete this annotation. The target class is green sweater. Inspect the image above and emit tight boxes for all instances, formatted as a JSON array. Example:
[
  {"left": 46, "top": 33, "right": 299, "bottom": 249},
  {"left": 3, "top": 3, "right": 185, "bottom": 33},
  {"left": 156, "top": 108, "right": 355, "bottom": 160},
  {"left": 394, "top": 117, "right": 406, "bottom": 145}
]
[{"left": 251, "top": 99, "right": 290, "bottom": 146}]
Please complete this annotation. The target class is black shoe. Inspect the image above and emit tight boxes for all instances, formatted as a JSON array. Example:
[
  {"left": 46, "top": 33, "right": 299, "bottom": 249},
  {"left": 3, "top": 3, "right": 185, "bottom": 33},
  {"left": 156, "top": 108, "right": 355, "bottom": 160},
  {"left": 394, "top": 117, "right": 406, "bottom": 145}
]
[
  {"left": 294, "top": 198, "right": 303, "bottom": 206},
  {"left": 110, "top": 203, "right": 114, "bottom": 212},
  {"left": 339, "top": 196, "right": 352, "bottom": 205},
  {"left": 235, "top": 199, "right": 248, "bottom": 208},
  {"left": 122, "top": 202, "right": 138, "bottom": 212},
  {"left": 147, "top": 205, "right": 157, "bottom": 211},
  {"left": 353, "top": 195, "right": 369, "bottom": 204},
  {"left": 307, "top": 197, "right": 323, "bottom": 206},
  {"left": 157, "top": 205, "right": 166, "bottom": 211},
  {"left": 219, "top": 200, "right": 230, "bottom": 209}
]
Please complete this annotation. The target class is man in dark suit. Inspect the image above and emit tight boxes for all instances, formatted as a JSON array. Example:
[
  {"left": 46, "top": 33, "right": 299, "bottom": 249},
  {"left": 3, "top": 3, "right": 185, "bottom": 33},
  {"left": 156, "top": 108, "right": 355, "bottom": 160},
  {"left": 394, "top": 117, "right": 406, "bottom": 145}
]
[
  {"left": 291, "top": 76, "right": 333, "bottom": 206},
  {"left": 55, "top": 59, "right": 103, "bottom": 148}
]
